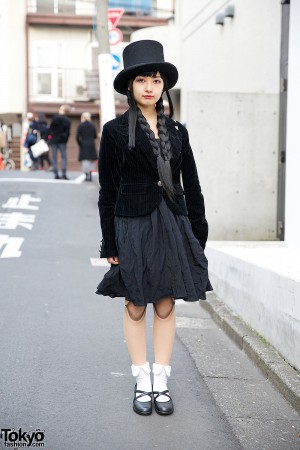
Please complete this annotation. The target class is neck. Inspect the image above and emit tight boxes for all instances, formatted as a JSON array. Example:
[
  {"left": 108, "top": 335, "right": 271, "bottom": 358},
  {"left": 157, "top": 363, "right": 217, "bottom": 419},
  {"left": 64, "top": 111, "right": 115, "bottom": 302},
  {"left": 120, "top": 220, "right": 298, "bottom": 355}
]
[{"left": 139, "top": 106, "right": 157, "bottom": 121}]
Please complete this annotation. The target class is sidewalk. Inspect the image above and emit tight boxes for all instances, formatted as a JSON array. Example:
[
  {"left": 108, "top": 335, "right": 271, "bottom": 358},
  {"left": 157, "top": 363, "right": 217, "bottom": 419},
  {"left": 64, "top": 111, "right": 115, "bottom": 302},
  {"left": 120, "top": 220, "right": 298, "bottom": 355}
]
[{"left": 175, "top": 297, "right": 300, "bottom": 450}]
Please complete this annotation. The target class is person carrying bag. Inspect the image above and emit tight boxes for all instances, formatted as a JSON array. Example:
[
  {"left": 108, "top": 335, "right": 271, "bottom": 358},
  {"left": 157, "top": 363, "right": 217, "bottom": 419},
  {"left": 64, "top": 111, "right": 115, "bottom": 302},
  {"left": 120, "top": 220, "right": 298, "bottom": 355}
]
[{"left": 31, "top": 131, "right": 49, "bottom": 158}]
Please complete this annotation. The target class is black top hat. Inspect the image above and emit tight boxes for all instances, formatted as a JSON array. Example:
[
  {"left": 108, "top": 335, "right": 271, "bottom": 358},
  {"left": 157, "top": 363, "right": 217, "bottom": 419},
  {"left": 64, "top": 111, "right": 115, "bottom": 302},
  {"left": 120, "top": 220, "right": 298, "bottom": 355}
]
[{"left": 113, "top": 40, "right": 178, "bottom": 95}]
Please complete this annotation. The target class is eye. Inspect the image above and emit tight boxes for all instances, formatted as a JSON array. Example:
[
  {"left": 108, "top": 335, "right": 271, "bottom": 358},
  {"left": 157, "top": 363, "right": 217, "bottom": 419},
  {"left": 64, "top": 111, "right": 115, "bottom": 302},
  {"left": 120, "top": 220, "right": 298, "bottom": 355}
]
[
  {"left": 135, "top": 77, "right": 145, "bottom": 83},
  {"left": 154, "top": 79, "right": 162, "bottom": 84}
]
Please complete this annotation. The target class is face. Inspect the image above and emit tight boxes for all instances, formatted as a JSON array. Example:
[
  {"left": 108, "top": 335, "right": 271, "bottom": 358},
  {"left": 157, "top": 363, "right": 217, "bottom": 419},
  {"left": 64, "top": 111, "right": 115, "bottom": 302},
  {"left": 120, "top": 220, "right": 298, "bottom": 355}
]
[{"left": 131, "top": 72, "right": 164, "bottom": 110}]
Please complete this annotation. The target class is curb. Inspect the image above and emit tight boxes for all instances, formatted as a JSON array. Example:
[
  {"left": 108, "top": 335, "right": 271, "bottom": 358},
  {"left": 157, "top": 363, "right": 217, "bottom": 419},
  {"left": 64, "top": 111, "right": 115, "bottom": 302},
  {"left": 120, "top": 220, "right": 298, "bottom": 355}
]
[{"left": 200, "top": 293, "right": 300, "bottom": 415}]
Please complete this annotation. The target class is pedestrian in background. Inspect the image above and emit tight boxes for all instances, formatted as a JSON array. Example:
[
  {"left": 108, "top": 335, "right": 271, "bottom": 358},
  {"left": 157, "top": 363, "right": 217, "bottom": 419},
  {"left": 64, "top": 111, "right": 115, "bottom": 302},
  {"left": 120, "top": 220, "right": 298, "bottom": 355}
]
[
  {"left": 48, "top": 104, "right": 71, "bottom": 180},
  {"left": 76, "top": 112, "right": 97, "bottom": 181},
  {"left": 24, "top": 112, "right": 49, "bottom": 170},
  {"left": 24, "top": 115, "right": 39, "bottom": 170},
  {"left": 33, "top": 112, "right": 52, "bottom": 171},
  {"left": 96, "top": 40, "right": 212, "bottom": 416}
]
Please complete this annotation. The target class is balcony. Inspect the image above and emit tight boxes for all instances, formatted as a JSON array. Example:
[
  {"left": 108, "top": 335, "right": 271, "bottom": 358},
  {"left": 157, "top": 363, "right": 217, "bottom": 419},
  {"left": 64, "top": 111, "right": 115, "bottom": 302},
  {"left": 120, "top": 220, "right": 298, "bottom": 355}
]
[
  {"left": 27, "top": 0, "right": 94, "bottom": 15},
  {"left": 27, "top": 0, "right": 173, "bottom": 17},
  {"left": 28, "top": 67, "right": 128, "bottom": 114}
]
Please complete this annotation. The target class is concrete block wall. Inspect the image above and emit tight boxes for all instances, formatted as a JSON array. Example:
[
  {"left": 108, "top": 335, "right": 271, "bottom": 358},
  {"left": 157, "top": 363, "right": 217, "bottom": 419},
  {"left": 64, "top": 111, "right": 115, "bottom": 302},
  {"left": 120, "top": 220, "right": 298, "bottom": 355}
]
[
  {"left": 178, "top": 0, "right": 281, "bottom": 241},
  {"left": 206, "top": 242, "right": 300, "bottom": 371},
  {"left": 187, "top": 91, "right": 279, "bottom": 240}
]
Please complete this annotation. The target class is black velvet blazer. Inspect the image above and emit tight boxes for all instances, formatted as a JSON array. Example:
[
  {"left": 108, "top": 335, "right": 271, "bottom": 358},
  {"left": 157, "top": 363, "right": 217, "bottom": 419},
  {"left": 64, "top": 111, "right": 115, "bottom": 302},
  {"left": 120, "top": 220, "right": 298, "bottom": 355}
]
[{"left": 98, "top": 111, "right": 208, "bottom": 258}]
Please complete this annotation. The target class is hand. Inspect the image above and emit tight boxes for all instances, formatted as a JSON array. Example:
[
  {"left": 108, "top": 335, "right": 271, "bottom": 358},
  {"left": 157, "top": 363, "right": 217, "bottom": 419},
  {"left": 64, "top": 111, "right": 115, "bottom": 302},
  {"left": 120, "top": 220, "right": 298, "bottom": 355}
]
[{"left": 107, "top": 256, "right": 119, "bottom": 265}]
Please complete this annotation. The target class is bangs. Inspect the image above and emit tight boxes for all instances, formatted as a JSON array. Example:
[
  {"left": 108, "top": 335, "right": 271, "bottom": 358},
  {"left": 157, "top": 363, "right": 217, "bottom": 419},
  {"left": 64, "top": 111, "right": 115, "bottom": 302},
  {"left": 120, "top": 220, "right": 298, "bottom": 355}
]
[{"left": 135, "top": 71, "right": 162, "bottom": 78}]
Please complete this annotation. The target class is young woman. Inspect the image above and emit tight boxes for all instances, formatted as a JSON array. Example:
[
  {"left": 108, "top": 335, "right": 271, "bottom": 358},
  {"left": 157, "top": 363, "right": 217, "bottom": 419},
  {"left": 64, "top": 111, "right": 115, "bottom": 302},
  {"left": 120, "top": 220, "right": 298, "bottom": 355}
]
[{"left": 96, "top": 40, "right": 212, "bottom": 416}]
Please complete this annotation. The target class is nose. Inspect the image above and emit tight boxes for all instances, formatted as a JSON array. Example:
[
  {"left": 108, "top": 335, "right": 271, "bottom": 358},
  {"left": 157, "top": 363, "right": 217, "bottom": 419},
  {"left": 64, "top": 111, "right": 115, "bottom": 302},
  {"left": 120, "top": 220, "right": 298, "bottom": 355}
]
[{"left": 145, "top": 80, "right": 153, "bottom": 92}]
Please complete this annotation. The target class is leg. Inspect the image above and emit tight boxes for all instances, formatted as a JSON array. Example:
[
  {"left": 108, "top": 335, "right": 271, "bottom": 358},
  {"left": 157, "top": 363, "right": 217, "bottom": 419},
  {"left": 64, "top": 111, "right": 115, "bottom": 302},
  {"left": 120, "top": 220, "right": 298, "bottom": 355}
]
[
  {"left": 59, "top": 143, "right": 68, "bottom": 177},
  {"left": 152, "top": 296, "right": 176, "bottom": 414},
  {"left": 44, "top": 151, "right": 52, "bottom": 168},
  {"left": 123, "top": 300, "right": 147, "bottom": 365},
  {"left": 51, "top": 145, "right": 58, "bottom": 177},
  {"left": 28, "top": 148, "right": 39, "bottom": 170},
  {"left": 124, "top": 300, "right": 152, "bottom": 414},
  {"left": 153, "top": 296, "right": 176, "bottom": 365}
]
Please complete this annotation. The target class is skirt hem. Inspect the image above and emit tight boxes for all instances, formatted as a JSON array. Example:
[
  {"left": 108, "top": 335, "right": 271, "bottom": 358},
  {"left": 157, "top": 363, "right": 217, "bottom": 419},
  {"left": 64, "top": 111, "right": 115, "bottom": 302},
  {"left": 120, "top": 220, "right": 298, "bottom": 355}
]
[{"left": 95, "top": 287, "right": 213, "bottom": 306}]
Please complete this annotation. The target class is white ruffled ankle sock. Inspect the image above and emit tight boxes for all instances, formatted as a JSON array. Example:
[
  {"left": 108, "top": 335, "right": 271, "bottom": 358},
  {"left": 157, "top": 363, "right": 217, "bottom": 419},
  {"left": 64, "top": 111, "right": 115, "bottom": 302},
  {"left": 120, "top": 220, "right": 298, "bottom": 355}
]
[
  {"left": 131, "top": 362, "right": 152, "bottom": 402},
  {"left": 152, "top": 363, "right": 171, "bottom": 402}
]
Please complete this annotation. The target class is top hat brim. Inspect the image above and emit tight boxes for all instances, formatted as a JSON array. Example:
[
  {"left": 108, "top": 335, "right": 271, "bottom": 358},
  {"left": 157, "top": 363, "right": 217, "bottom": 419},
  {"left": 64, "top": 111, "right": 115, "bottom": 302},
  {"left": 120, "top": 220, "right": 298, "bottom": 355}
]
[{"left": 113, "top": 62, "right": 178, "bottom": 95}]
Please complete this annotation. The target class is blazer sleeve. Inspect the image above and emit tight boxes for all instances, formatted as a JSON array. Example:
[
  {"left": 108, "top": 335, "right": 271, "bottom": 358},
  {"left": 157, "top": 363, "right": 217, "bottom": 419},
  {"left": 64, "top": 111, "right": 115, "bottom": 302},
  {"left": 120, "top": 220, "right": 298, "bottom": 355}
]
[
  {"left": 98, "top": 124, "right": 122, "bottom": 258},
  {"left": 180, "top": 124, "right": 208, "bottom": 249}
]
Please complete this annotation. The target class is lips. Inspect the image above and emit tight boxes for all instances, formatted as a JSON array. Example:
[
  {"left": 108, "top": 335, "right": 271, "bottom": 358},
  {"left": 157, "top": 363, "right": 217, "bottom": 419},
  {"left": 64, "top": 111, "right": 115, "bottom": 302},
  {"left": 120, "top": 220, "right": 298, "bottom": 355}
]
[{"left": 144, "top": 96, "right": 154, "bottom": 99}]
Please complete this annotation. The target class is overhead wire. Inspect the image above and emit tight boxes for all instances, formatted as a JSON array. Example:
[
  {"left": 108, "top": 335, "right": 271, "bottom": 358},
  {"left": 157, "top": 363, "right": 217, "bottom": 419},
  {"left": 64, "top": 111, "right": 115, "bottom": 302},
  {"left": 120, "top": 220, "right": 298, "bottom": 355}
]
[{"left": 182, "top": 0, "right": 232, "bottom": 41}]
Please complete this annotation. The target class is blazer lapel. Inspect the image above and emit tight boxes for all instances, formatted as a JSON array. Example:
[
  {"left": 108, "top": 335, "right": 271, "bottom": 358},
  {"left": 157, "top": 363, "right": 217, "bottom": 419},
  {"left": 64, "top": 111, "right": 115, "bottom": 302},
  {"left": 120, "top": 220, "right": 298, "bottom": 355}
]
[
  {"left": 119, "top": 111, "right": 182, "bottom": 175},
  {"left": 119, "top": 112, "right": 159, "bottom": 176}
]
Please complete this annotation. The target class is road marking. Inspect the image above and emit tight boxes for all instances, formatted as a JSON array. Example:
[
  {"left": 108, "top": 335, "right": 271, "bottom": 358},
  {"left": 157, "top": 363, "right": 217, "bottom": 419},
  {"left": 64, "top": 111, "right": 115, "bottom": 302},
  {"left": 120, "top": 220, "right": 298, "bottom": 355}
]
[
  {"left": 74, "top": 173, "right": 86, "bottom": 184},
  {"left": 0, "top": 212, "right": 36, "bottom": 230},
  {"left": 176, "top": 316, "right": 215, "bottom": 329},
  {"left": 0, "top": 235, "right": 24, "bottom": 258},
  {"left": 2, "top": 194, "right": 41, "bottom": 210},
  {"left": 90, "top": 258, "right": 110, "bottom": 267},
  {"left": 0, "top": 177, "right": 86, "bottom": 185},
  {"left": 176, "top": 299, "right": 186, "bottom": 305}
]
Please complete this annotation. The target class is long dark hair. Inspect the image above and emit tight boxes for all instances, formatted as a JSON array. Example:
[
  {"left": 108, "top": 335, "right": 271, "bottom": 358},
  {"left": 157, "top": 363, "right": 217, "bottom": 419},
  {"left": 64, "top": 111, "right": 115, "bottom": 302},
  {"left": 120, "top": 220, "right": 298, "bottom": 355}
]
[{"left": 127, "top": 71, "right": 175, "bottom": 201}]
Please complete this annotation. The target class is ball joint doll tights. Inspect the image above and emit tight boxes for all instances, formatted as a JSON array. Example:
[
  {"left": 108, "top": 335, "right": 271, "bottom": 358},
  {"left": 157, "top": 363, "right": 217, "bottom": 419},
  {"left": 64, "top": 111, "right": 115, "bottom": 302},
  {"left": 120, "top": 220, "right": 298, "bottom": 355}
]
[
  {"left": 123, "top": 297, "right": 176, "bottom": 366},
  {"left": 124, "top": 297, "right": 176, "bottom": 403}
]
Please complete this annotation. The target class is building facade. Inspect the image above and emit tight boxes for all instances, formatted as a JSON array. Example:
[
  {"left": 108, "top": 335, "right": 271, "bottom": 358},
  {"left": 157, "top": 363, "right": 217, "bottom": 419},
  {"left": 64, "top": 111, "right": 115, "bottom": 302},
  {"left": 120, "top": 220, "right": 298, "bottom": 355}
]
[
  {"left": 0, "top": 0, "right": 174, "bottom": 170},
  {"left": 26, "top": 0, "right": 173, "bottom": 170},
  {"left": 178, "top": 0, "right": 282, "bottom": 242}
]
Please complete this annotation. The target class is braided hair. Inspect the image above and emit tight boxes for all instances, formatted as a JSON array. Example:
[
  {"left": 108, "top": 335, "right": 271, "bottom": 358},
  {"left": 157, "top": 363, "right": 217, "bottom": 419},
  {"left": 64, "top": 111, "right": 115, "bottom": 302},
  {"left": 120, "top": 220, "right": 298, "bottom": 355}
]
[{"left": 127, "top": 71, "right": 175, "bottom": 201}]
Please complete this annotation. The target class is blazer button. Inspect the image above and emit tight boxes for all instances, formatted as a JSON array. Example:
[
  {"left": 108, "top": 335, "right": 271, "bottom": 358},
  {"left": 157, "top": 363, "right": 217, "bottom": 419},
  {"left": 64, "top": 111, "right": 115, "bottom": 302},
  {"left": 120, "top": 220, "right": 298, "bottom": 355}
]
[{"left": 157, "top": 180, "right": 162, "bottom": 186}]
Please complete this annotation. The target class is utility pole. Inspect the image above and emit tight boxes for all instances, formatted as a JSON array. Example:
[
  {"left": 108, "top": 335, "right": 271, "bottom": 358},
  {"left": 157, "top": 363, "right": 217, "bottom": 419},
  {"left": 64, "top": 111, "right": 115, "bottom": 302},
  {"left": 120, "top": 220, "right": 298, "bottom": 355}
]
[{"left": 96, "top": 0, "right": 116, "bottom": 129}]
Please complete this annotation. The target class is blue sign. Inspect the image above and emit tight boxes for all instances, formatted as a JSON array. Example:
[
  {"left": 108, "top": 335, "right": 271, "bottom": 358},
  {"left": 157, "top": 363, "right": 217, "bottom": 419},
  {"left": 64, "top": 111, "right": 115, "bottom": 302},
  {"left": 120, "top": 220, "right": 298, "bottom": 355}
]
[
  {"left": 109, "top": 0, "right": 151, "bottom": 14},
  {"left": 111, "top": 53, "right": 121, "bottom": 70}
]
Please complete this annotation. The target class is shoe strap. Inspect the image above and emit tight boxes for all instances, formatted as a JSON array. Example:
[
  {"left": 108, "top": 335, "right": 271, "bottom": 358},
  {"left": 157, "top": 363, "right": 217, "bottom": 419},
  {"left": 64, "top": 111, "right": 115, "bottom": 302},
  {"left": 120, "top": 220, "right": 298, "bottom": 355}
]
[
  {"left": 135, "top": 389, "right": 152, "bottom": 401},
  {"left": 153, "top": 390, "right": 171, "bottom": 401}
]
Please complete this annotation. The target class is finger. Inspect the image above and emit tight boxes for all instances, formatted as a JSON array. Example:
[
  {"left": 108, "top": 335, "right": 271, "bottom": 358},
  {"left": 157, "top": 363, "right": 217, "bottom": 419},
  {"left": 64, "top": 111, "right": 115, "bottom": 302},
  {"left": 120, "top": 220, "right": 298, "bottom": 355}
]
[{"left": 107, "top": 257, "right": 119, "bottom": 265}]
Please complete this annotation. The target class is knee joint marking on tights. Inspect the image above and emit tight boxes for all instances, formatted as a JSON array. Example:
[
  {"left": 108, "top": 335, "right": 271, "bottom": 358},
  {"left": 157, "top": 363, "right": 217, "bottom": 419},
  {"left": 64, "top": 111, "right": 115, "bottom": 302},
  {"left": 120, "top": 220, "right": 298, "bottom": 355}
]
[
  {"left": 153, "top": 301, "right": 175, "bottom": 320},
  {"left": 125, "top": 302, "right": 147, "bottom": 321}
]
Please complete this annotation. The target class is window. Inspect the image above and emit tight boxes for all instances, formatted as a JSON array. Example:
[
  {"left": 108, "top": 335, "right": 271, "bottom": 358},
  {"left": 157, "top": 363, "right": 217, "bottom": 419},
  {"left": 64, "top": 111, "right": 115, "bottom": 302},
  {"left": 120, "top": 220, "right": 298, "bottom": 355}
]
[
  {"left": 36, "top": 0, "right": 55, "bottom": 13},
  {"left": 32, "top": 42, "right": 64, "bottom": 100},
  {"left": 36, "top": 0, "right": 76, "bottom": 14}
]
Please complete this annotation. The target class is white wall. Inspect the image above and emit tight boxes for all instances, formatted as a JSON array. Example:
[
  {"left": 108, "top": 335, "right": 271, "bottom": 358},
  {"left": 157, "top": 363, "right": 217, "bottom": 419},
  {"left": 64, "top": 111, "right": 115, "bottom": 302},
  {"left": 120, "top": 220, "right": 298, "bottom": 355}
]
[
  {"left": 0, "top": 0, "right": 27, "bottom": 114},
  {"left": 206, "top": 241, "right": 300, "bottom": 371},
  {"left": 285, "top": 0, "right": 300, "bottom": 249},
  {"left": 179, "top": 0, "right": 281, "bottom": 240}
]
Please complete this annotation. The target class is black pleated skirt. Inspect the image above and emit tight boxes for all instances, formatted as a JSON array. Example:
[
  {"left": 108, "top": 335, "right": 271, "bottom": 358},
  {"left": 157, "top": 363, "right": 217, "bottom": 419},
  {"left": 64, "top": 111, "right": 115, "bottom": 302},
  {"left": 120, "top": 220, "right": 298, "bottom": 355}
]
[{"left": 96, "top": 198, "right": 213, "bottom": 306}]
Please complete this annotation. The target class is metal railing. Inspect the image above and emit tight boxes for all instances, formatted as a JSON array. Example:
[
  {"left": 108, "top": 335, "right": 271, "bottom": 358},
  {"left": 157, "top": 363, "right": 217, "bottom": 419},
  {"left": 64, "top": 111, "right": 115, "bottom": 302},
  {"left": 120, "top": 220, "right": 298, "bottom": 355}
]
[
  {"left": 28, "top": 67, "right": 128, "bottom": 106},
  {"left": 29, "top": 67, "right": 98, "bottom": 103},
  {"left": 27, "top": 0, "right": 95, "bottom": 15},
  {"left": 26, "top": 0, "right": 172, "bottom": 17}
]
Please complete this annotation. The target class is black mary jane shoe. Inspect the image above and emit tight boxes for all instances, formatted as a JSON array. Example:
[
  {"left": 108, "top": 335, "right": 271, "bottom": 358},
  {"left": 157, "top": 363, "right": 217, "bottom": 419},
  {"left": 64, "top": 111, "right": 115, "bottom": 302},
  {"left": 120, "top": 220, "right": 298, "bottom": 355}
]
[
  {"left": 133, "top": 384, "right": 152, "bottom": 416},
  {"left": 153, "top": 390, "right": 174, "bottom": 415}
]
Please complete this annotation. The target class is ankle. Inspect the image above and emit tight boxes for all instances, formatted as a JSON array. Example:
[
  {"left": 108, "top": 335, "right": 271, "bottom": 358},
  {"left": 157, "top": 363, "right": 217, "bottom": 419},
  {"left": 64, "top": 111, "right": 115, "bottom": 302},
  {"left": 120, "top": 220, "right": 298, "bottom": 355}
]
[
  {"left": 131, "top": 362, "right": 152, "bottom": 402},
  {"left": 152, "top": 364, "right": 171, "bottom": 402}
]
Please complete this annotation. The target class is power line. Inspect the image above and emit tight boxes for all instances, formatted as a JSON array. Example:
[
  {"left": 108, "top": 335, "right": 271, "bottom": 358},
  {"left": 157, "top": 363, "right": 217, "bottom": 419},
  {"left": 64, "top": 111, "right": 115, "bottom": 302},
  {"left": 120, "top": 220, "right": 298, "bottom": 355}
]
[
  {"left": 183, "top": 0, "right": 231, "bottom": 42},
  {"left": 182, "top": 0, "right": 218, "bottom": 29}
]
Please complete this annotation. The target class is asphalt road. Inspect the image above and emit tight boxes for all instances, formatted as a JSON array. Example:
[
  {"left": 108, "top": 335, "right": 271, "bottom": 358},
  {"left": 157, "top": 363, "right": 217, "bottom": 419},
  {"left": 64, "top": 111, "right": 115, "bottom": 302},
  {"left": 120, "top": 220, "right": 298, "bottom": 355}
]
[{"left": 0, "top": 171, "right": 299, "bottom": 450}]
